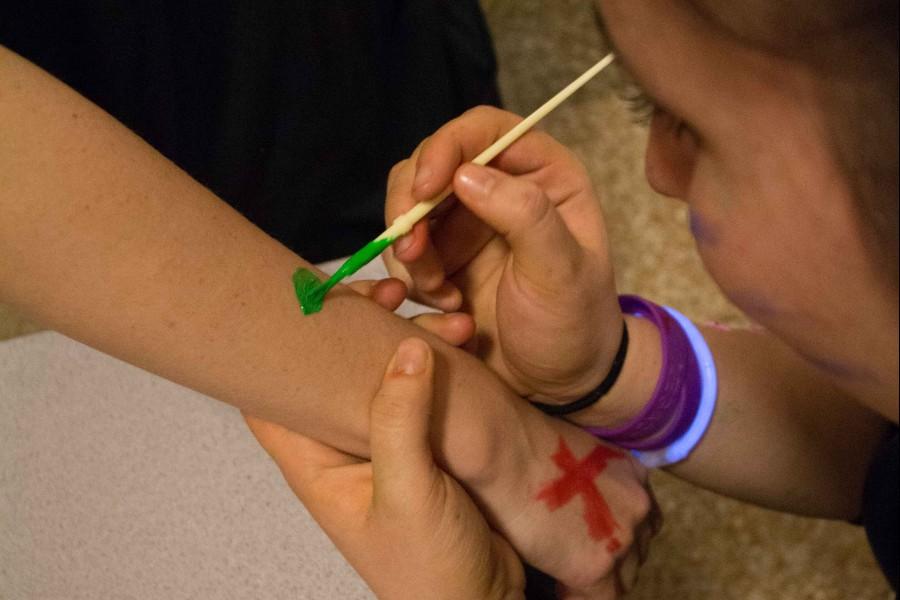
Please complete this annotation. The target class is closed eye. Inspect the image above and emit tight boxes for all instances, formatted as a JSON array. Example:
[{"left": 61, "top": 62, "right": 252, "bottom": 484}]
[
  {"left": 618, "top": 82, "right": 658, "bottom": 125},
  {"left": 615, "top": 72, "right": 697, "bottom": 142}
]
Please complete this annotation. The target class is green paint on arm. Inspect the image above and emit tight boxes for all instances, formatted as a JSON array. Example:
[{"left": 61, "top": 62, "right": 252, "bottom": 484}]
[
  {"left": 292, "top": 236, "right": 394, "bottom": 315},
  {"left": 292, "top": 268, "right": 327, "bottom": 315}
]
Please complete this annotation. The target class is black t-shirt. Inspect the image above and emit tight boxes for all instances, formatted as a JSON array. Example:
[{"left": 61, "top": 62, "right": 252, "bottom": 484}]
[
  {"left": 0, "top": 1, "right": 500, "bottom": 261},
  {"left": 862, "top": 428, "right": 898, "bottom": 591}
]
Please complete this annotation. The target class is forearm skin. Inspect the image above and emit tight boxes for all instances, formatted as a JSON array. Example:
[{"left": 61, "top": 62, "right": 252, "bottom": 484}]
[
  {"left": 579, "top": 318, "right": 888, "bottom": 519},
  {"left": 0, "top": 44, "right": 529, "bottom": 485}
]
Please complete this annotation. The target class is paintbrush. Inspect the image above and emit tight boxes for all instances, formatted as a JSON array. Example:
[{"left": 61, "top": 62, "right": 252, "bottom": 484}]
[{"left": 294, "top": 52, "right": 616, "bottom": 315}]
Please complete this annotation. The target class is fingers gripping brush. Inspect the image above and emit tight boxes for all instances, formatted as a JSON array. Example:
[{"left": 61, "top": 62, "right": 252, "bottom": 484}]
[{"left": 293, "top": 53, "right": 616, "bottom": 315}]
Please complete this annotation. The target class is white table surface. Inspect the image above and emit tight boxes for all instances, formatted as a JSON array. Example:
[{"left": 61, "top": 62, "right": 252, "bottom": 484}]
[{"left": 0, "top": 258, "right": 425, "bottom": 600}]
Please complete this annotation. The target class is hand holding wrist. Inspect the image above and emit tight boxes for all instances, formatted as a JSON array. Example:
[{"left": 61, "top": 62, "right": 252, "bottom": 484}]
[
  {"left": 370, "top": 331, "right": 662, "bottom": 592},
  {"left": 246, "top": 338, "right": 527, "bottom": 600}
]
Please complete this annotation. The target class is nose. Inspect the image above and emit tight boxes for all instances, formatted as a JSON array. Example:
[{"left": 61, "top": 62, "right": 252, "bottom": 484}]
[{"left": 644, "top": 109, "right": 698, "bottom": 201}]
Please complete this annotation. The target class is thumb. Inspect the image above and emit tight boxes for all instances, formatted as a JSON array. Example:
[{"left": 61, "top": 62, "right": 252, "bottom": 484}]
[
  {"left": 454, "top": 163, "right": 584, "bottom": 289},
  {"left": 369, "top": 337, "right": 438, "bottom": 509}
]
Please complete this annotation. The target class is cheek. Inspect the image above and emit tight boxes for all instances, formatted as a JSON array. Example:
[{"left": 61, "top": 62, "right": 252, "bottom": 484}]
[
  {"left": 686, "top": 165, "right": 860, "bottom": 337},
  {"left": 691, "top": 218, "right": 787, "bottom": 322},
  {"left": 684, "top": 167, "right": 803, "bottom": 325},
  {"left": 687, "top": 211, "right": 720, "bottom": 247}
]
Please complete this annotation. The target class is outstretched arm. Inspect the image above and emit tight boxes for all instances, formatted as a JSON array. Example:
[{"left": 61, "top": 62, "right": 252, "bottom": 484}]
[
  {"left": 591, "top": 324, "right": 890, "bottom": 519},
  {"left": 0, "top": 46, "right": 655, "bottom": 589},
  {"left": 0, "top": 43, "right": 502, "bottom": 476}
]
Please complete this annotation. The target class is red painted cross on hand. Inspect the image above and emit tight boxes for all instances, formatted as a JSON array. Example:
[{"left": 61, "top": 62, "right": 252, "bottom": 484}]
[{"left": 536, "top": 436, "right": 625, "bottom": 553}]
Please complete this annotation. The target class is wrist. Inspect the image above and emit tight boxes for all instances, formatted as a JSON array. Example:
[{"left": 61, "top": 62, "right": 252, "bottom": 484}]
[
  {"left": 526, "top": 311, "right": 629, "bottom": 405},
  {"left": 459, "top": 391, "right": 572, "bottom": 508},
  {"left": 567, "top": 314, "right": 662, "bottom": 429},
  {"left": 439, "top": 360, "right": 538, "bottom": 491}
]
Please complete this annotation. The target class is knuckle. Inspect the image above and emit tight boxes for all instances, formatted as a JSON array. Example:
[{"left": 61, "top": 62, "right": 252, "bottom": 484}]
[
  {"left": 629, "top": 455, "right": 650, "bottom": 482},
  {"left": 386, "top": 161, "right": 413, "bottom": 203},
  {"left": 413, "top": 269, "right": 446, "bottom": 293},
  {"left": 459, "top": 106, "right": 522, "bottom": 138},
  {"left": 410, "top": 314, "right": 439, "bottom": 334},
  {"left": 616, "top": 529, "right": 636, "bottom": 555},
  {"left": 387, "top": 159, "right": 408, "bottom": 186},
  {"left": 383, "top": 256, "right": 412, "bottom": 285},
  {"left": 510, "top": 181, "right": 552, "bottom": 226},
  {"left": 529, "top": 129, "right": 561, "bottom": 151},
  {"left": 412, "top": 135, "right": 431, "bottom": 157},
  {"left": 566, "top": 552, "right": 616, "bottom": 590},
  {"left": 463, "top": 104, "right": 496, "bottom": 120},
  {"left": 407, "top": 253, "right": 447, "bottom": 293},
  {"left": 466, "top": 104, "right": 519, "bottom": 123},
  {"left": 629, "top": 487, "right": 654, "bottom": 527}
]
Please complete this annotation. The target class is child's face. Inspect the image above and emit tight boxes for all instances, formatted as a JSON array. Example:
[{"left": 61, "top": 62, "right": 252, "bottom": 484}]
[{"left": 598, "top": 0, "right": 892, "bottom": 385}]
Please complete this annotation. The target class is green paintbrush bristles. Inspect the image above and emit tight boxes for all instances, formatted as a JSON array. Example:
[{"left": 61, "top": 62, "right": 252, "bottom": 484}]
[
  {"left": 292, "top": 236, "right": 395, "bottom": 315},
  {"left": 293, "top": 268, "right": 328, "bottom": 315}
]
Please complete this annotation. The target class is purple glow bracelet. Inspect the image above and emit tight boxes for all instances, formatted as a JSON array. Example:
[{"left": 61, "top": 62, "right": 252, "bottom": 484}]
[{"left": 585, "top": 296, "right": 702, "bottom": 450}]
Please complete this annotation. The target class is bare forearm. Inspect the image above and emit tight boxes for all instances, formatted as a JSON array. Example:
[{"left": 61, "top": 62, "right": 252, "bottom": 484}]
[
  {"left": 580, "top": 319, "right": 888, "bottom": 518},
  {"left": 0, "top": 48, "right": 665, "bottom": 588},
  {"left": 672, "top": 328, "right": 888, "bottom": 518},
  {"left": 0, "top": 45, "right": 524, "bottom": 481}
]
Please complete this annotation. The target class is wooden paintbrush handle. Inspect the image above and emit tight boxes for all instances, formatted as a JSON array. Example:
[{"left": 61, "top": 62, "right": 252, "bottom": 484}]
[{"left": 377, "top": 52, "right": 615, "bottom": 242}]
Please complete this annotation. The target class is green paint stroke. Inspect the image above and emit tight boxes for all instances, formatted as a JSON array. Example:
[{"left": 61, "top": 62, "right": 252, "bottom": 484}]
[
  {"left": 292, "top": 236, "right": 394, "bottom": 315},
  {"left": 292, "top": 268, "right": 327, "bottom": 315}
]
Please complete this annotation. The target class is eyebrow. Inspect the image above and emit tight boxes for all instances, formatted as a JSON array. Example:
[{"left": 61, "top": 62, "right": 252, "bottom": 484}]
[
  {"left": 590, "top": 4, "right": 674, "bottom": 115},
  {"left": 591, "top": 5, "right": 619, "bottom": 58},
  {"left": 590, "top": 5, "right": 646, "bottom": 90}
]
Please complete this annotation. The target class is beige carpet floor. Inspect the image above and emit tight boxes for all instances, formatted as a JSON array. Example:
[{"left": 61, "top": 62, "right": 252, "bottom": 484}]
[{"left": 0, "top": 1, "right": 892, "bottom": 598}]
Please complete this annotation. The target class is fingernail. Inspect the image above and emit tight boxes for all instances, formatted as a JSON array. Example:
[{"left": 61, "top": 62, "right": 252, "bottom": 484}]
[
  {"left": 413, "top": 166, "right": 433, "bottom": 194},
  {"left": 457, "top": 165, "right": 494, "bottom": 197},
  {"left": 394, "top": 234, "right": 413, "bottom": 256},
  {"left": 394, "top": 339, "right": 427, "bottom": 375}
]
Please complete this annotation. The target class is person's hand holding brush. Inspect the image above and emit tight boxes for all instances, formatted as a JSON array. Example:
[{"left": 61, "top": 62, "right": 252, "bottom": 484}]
[{"left": 384, "top": 106, "right": 635, "bottom": 410}]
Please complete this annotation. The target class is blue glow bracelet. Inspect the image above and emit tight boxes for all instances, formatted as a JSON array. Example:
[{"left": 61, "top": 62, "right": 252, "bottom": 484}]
[{"left": 631, "top": 307, "right": 718, "bottom": 468}]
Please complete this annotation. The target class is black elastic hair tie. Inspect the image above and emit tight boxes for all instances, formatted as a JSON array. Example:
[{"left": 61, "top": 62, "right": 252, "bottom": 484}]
[{"left": 531, "top": 321, "right": 629, "bottom": 417}]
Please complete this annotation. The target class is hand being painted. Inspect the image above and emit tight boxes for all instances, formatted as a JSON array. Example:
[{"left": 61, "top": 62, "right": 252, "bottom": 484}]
[
  {"left": 246, "top": 336, "right": 659, "bottom": 599},
  {"left": 383, "top": 106, "right": 624, "bottom": 403},
  {"left": 343, "top": 277, "right": 660, "bottom": 597},
  {"left": 244, "top": 337, "right": 525, "bottom": 600}
]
